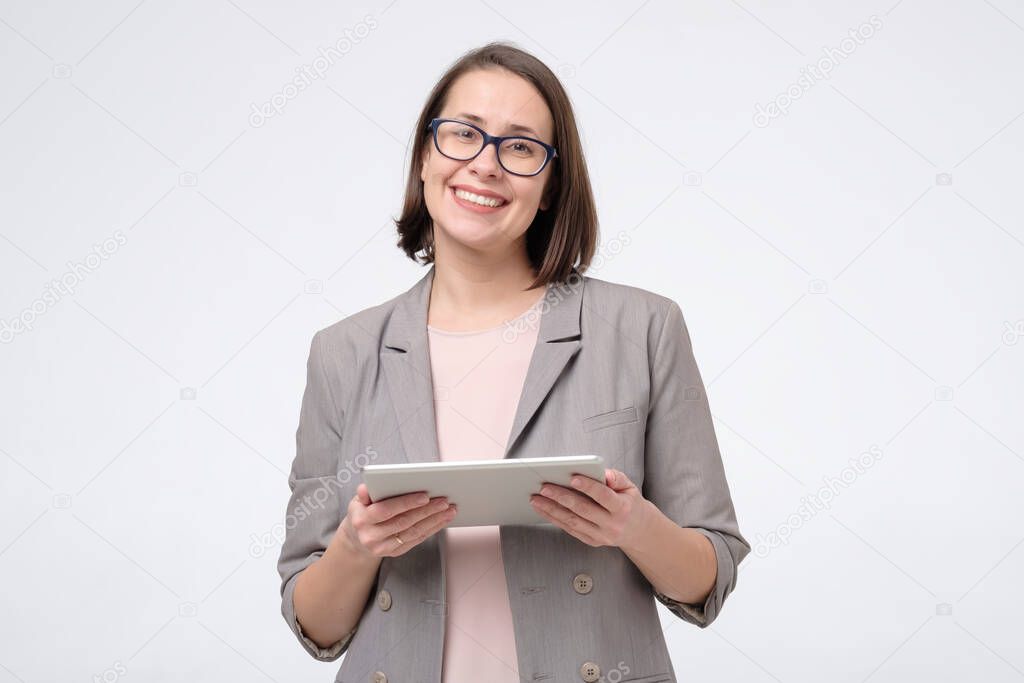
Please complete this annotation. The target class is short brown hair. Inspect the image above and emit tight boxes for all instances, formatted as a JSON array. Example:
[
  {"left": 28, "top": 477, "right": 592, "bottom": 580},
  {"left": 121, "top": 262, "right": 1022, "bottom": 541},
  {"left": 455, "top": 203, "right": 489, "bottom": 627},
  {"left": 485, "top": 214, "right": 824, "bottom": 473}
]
[{"left": 394, "top": 41, "right": 598, "bottom": 289}]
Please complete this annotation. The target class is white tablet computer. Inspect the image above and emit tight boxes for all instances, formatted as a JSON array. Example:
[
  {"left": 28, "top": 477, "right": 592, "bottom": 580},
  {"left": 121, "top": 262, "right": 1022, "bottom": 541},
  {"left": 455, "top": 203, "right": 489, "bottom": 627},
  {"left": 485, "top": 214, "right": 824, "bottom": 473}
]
[{"left": 360, "top": 455, "right": 606, "bottom": 527}]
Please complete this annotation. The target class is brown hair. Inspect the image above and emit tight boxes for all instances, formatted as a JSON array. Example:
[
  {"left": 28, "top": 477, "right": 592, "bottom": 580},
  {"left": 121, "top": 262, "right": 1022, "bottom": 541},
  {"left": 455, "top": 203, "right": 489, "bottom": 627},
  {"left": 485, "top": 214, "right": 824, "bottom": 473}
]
[{"left": 394, "top": 41, "right": 598, "bottom": 289}]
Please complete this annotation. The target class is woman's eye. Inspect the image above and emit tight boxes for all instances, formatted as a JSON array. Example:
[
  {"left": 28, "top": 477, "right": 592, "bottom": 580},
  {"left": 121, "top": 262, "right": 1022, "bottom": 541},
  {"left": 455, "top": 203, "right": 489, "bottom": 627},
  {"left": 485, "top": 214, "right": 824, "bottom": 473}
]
[{"left": 507, "top": 141, "right": 536, "bottom": 156}]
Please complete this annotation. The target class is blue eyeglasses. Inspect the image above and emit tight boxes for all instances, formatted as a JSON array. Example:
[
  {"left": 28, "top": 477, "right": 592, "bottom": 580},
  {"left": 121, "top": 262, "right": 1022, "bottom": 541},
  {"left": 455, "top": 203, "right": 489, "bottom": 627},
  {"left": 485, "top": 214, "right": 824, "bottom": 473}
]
[{"left": 426, "top": 117, "right": 558, "bottom": 177}]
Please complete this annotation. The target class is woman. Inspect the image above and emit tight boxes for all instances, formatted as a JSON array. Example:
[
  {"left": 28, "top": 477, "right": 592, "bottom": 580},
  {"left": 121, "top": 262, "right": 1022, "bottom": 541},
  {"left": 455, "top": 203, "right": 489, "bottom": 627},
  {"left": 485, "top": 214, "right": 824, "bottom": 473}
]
[{"left": 277, "top": 42, "right": 749, "bottom": 683}]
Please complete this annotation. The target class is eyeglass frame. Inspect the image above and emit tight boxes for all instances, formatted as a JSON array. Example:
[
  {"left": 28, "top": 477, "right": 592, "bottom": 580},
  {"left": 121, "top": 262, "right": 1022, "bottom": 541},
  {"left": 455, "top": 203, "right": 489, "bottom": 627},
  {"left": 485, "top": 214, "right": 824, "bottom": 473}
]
[{"left": 425, "top": 117, "right": 558, "bottom": 177}]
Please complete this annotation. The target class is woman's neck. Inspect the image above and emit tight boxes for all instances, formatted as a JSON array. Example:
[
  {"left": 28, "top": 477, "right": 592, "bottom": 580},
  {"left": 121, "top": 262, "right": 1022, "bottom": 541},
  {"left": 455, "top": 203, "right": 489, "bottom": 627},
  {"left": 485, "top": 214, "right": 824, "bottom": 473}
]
[{"left": 426, "top": 259, "right": 545, "bottom": 332}]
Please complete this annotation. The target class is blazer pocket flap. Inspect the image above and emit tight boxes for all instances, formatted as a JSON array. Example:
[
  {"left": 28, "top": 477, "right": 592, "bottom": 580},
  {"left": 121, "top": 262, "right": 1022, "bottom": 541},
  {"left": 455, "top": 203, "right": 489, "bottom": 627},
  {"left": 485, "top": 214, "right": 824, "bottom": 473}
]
[{"left": 582, "top": 405, "right": 638, "bottom": 432}]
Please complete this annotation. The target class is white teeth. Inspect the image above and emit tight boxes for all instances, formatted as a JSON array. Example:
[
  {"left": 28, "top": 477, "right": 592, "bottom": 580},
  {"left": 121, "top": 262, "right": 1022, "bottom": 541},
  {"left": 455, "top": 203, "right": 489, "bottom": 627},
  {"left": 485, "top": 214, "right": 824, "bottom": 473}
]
[{"left": 454, "top": 188, "right": 506, "bottom": 207}]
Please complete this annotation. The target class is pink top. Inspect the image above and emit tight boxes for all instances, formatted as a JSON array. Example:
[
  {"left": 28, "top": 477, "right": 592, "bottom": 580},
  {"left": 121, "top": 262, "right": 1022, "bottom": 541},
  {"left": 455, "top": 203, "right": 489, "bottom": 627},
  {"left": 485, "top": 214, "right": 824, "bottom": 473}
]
[{"left": 426, "top": 288, "right": 547, "bottom": 683}]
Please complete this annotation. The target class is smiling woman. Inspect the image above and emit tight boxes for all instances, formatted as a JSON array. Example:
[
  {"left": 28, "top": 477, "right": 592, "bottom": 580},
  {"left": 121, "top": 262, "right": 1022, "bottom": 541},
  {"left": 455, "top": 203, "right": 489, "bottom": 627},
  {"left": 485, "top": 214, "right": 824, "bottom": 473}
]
[
  {"left": 396, "top": 43, "right": 597, "bottom": 290},
  {"left": 276, "top": 41, "right": 749, "bottom": 683}
]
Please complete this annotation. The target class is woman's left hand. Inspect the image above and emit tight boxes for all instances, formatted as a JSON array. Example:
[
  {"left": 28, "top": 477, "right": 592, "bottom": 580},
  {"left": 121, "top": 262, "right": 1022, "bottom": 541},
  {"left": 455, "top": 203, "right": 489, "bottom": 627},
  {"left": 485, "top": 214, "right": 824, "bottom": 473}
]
[{"left": 530, "top": 468, "right": 650, "bottom": 549}]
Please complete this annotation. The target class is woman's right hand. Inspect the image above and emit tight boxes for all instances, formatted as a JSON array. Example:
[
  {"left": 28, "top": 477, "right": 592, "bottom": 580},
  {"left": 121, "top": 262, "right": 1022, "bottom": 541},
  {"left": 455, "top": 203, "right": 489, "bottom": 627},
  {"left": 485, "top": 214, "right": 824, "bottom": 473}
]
[{"left": 339, "top": 483, "right": 457, "bottom": 558}]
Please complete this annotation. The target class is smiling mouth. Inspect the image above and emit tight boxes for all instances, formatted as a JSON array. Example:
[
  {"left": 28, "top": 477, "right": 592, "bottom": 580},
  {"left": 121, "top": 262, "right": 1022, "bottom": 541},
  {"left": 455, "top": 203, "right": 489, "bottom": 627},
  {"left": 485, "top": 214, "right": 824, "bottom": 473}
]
[{"left": 450, "top": 186, "right": 509, "bottom": 208}]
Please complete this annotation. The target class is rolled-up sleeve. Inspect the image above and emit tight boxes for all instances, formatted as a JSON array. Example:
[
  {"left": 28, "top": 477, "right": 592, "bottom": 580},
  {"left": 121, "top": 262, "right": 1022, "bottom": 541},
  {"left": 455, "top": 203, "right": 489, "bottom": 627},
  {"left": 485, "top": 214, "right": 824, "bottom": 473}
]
[
  {"left": 277, "top": 330, "right": 360, "bottom": 661},
  {"left": 642, "top": 300, "right": 750, "bottom": 628}
]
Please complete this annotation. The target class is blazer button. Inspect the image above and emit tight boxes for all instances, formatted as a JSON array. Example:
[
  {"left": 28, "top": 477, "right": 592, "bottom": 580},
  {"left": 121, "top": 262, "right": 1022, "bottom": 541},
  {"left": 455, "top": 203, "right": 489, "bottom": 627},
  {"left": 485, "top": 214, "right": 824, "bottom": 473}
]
[
  {"left": 579, "top": 661, "right": 601, "bottom": 682},
  {"left": 572, "top": 573, "right": 593, "bottom": 594},
  {"left": 371, "top": 671, "right": 387, "bottom": 683},
  {"left": 376, "top": 589, "right": 392, "bottom": 611}
]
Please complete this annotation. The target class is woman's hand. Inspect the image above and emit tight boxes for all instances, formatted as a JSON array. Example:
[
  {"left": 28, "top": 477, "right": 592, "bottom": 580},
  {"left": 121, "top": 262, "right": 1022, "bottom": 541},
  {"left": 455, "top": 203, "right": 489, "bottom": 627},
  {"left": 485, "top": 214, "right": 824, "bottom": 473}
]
[
  {"left": 338, "top": 483, "right": 457, "bottom": 558},
  {"left": 530, "top": 468, "right": 650, "bottom": 549}
]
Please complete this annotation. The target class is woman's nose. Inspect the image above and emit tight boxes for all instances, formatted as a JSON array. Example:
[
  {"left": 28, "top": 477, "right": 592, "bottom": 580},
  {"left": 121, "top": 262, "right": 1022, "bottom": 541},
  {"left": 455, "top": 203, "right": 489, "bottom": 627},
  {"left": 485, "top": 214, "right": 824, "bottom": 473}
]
[{"left": 467, "top": 142, "right": 502, "bottom": 176}]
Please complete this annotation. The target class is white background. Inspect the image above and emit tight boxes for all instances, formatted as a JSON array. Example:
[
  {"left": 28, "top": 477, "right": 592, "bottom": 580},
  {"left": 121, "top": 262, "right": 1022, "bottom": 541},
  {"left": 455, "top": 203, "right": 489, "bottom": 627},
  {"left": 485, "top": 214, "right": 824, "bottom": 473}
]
[{"left": 1, "top": 1, "right": 1023, "bottom": 681}]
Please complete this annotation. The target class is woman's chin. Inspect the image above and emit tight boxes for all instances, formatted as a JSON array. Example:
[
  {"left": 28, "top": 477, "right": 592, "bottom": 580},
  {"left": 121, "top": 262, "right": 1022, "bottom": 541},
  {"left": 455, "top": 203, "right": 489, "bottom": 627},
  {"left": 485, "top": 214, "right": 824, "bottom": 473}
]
[{"left": 438, "top": 220, "right": 511, "bottom": 248}]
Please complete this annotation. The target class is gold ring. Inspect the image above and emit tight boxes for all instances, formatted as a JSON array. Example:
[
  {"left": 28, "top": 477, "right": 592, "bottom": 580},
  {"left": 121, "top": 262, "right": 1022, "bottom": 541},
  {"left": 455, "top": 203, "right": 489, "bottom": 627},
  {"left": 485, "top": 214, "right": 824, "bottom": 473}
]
[{"left": 393, "top": 534, "right": 404, "bottom": 546}]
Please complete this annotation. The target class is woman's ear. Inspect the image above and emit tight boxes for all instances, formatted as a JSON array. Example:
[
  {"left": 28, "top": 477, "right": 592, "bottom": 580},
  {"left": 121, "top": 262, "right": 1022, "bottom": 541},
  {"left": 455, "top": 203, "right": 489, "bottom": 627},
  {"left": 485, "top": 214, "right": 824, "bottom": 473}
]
[
  {"left": 539, "top": 174, "right": 559, "bottom": 211},
  {"left": 420, "top": 142, "right": 432, "bottom": 184}
]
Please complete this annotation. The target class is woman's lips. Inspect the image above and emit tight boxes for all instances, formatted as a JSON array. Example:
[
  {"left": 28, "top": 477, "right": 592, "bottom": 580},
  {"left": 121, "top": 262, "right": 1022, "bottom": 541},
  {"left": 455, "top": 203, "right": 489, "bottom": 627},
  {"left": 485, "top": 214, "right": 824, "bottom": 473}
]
[{"left": 450, "top": 186, "right": 510, "bottom": 214}]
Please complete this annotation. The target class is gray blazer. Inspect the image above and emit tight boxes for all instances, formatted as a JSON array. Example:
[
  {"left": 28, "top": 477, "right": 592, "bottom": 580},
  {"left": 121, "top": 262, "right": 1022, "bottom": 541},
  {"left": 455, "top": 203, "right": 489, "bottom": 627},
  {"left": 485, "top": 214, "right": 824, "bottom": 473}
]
[{"left": 277, "top": 265, "right": 749, "bottom": 683}]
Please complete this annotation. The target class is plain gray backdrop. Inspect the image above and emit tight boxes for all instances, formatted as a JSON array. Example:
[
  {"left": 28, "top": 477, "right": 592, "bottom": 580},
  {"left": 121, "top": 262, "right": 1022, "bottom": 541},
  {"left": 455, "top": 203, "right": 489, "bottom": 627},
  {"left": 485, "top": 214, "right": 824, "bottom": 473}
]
[{"left": 1, "top": 1, "right": 1022, "bottom": 681}]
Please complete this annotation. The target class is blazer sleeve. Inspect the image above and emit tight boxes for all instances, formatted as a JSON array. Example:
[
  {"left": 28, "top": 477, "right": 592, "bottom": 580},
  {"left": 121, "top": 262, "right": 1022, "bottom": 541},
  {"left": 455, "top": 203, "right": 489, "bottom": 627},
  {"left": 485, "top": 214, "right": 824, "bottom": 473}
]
[
  {"left": 276, "top": 330, "right": 359, "bottom": 661},
  {"left": 642, "top": 300, "right": 751, "bottom": 628}
]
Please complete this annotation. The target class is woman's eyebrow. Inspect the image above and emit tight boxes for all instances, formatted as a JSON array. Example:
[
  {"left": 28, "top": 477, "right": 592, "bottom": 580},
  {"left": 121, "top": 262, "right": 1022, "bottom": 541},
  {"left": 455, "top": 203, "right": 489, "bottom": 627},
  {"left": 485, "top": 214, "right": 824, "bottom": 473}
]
[{"left": 454, "top": 112, "right": 538, "bottom": 136}]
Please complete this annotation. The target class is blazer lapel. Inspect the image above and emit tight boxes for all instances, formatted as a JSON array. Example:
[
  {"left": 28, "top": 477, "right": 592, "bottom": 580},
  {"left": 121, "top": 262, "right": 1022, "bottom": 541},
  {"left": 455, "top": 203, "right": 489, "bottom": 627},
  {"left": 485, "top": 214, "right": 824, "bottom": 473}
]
[
  {"left": 381, "top": 265, "right": 585, "bottom": 464},
  {"left": 381, "top": 267, "right": 441, "bottom": 464},
  {"left": 504, "top": 271, "right": 584, "bottom": 457}
]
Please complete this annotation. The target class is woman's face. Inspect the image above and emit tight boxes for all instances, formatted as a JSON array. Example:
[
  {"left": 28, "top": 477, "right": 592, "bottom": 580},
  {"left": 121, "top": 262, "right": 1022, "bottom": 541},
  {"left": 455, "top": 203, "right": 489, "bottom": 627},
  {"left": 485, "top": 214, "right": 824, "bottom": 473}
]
[{"left": 420, "top": 68, "right": 555, "bottom": 255}]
